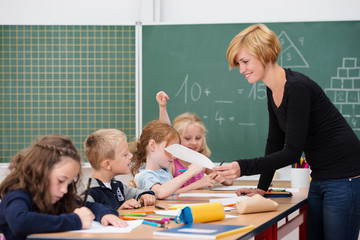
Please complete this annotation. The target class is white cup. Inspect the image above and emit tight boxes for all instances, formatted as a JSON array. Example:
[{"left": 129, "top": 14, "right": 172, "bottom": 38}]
[{"left": 291, "top": 168, "right": 310, "bottom": 188}]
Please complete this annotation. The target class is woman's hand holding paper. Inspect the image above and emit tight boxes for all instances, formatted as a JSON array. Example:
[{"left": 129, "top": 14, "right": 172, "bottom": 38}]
[{"left": 213, "top": 161, "right": 241, "bottom": 180}]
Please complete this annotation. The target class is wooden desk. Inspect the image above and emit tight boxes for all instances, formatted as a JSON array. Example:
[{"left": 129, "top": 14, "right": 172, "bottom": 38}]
[{"left": 28, "top": 188, "right": 308, "bottom": 240}]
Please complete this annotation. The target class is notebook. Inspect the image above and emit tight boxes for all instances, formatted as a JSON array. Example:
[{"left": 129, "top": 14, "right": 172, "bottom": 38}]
[{"left": 154, "top": 223, "right": 254, "bottom": 239}]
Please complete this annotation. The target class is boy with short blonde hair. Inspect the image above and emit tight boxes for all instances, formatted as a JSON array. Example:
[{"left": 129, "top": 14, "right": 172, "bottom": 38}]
[{"left": 83, "top": 129, "right": 155, "bottom": 211}]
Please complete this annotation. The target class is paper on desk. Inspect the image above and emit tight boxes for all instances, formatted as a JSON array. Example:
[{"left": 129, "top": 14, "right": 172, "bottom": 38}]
[
  {"left": 71, "top": 220, "right": 143, "bottom": 233},
  {"left": 165, "top": 144, "right": 215, "bottom": 169},
  {"left": 209, "top": 196, "right": 250, "bottom": 206},
  {"left": 168, "top": 203, "right": 209, "bottom": 209},
  {"left": 211, "top": 185, "right": 256, "bottom": 191},
  {"left": 286, "top": 188, "right": 299, "bottom": 192},
  {"left": 211, "top": 186, "right": 299, "bottom": 193},
  {"left": 154, "top": 209, "right": 182, "bottom": 216},
  {"left": 178, "top": 192, "right": 237, "bottom": 198}
]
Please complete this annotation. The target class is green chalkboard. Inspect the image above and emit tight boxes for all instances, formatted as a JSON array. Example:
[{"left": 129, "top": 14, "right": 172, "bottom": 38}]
[
  {"left": 0, "top": 25, "right": 136, "bottom": 163},
  {"left": 142, "top": 21, "right": 360, "bottom": 162}
]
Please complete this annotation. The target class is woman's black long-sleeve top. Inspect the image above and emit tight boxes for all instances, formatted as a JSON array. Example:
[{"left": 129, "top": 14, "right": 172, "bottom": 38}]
[{"left": 236, "top": 68, "right": 360, "bottom": 191}]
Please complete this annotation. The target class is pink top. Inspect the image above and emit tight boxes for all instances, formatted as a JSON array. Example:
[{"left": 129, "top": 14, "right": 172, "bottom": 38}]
[{"left": 173, "top": 158, "right": 205, "bottom": 188}]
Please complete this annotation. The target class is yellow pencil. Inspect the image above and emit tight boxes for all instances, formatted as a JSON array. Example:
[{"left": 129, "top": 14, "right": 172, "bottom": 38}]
[{"left": 169, "top": 206, "right": 186, "bottom": 209}]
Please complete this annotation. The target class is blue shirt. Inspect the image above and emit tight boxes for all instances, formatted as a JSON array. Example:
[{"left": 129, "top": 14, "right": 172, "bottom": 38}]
[
  {"left": 0, "top": 189, "right": 118, "bottom": 240},
  {"left": 134, "top": 167, "right": 173, "bottom": 190}
]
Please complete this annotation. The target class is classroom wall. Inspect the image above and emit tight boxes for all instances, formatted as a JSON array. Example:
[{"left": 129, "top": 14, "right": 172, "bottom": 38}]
[
  {"left": 158, "top": 0, "right": 360, "bottom": 23},
  {"left": 0, "top": 0, "right": 359, "bottom": 25}
]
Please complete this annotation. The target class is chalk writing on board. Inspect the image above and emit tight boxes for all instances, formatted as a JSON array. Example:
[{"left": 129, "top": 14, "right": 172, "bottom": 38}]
[
  {"left": 324, "top": 57, "right": 360, "bottom": 133},
  {"left": 175, "top": 74, "right": 201, "bottom": 103},
  {"left": 278, "top": 31, "right": 309, "bottom": 68},
  {"left": 175, "top": 74, "right": 257, "bottom": 126},
  {"left": 248, "top": 82, "right": 266, "bottom": 100}
]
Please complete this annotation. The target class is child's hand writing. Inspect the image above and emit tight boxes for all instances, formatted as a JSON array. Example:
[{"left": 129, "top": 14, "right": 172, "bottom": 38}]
[
  {"left": 101, "top": 214, "right": 128, "bottom": 227},
  {"left": 73, "top": 207, "right": 95, "bottom": 229},
  {"left": 119, "top": 199, "right": 141, "bottom": 209},
  {"left": 156, "top": 91, "right": 169, "bottom": 107},
  {"left": 139, "top": 194, "right": 156, "bottom": 206}
]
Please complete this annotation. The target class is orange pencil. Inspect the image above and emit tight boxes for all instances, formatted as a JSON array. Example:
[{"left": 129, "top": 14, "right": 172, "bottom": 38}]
[
  {"left": 130, "top": 210, "right": 155, "bottom": 214},
  {"left": 223, "top": 203, "right": 236, "bottom": 207},
  {"left": 120, "top": 216, "right": 138, "bottom": 220}
]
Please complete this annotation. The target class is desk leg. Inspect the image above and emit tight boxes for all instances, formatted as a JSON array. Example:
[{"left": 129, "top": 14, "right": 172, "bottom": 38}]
[
  {"left": 255, "top": 223, "right": 278, "bottom": 240},
  {"left": 299, "top": 204, "right": 307, "bottom": 240}
]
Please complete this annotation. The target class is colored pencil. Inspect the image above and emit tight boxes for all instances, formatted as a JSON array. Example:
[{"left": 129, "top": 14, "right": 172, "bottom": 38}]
[
  {"left": 155, "top": 205, "right": 165, "bottom": 210},
  {"left": 147, "top": 214, "right": 175, "bottom": 220},
  {"left": 82, "top": 178, "right": 92, "bottom": 206},
  {"left": 119, "top": 213, "right": 146, "bottom": 216},
  {"left": 223, "top": 203, "right": 236, "bottom": 207},
  {"left": 130, "top": 210, "right": 155, "bottom": 214},
  {"left": 120, "top": 216, "right": 138, "bottom": 220},
  {"left": 142, "top": 220, "right": 167, "bottom": 229}
]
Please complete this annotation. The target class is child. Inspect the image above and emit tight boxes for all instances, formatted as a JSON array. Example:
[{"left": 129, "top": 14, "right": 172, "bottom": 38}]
[
  {"left": 0, "top": 134, "right": 126, "bottom": 240},
  {"left": 156, "top": 91, "right": 233, "bottom": 187},
  {"left": 131, "top": 120, "right": 206, "bottom": 199},
  {"left": 83, "top": 129, "right": 156, "bottom": 211}
]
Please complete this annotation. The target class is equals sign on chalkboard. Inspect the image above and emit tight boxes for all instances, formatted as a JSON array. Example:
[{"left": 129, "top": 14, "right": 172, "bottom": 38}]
[{"left": 238, "top": 89, "right": 244, "bottom": 94}]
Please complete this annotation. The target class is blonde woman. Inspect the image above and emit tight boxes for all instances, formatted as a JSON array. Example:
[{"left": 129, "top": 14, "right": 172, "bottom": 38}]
[{"left": 213, "top": 24, "right": 360, "bottom": 240}]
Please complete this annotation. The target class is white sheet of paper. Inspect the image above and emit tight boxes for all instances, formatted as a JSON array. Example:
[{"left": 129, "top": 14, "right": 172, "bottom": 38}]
[
  {"left": 211, "top": 185, "right": 299, "bottom": 192},
  {"left": 286, "top": 188, "right": 299, "bottom": 192},
  {"left": 165, "top": 144, "right": 215, "bottom": 169},
  {"left": 71, "top": 220, "right": 143, "bottom": 233},
  {"left": 224, "top": 207, "right": 235, "bottom": 211},
  {"left": 209, "top": 196, "right": 250, "bottom": 205},
  {"left": 168, "top": 203, "right": 208, "bottom": 209},
  {"left": 154, "top": 209, "right": 182, "bottom": 216},
  {"left": 211, "top": 185, "right": 256, "bottom": 191},
  {"left": 178, "top": 193, "right": 237, "bottom": 198}
]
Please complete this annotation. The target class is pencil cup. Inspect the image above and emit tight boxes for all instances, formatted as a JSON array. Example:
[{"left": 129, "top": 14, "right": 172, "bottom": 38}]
[
  {"left": 175, "top": 202, "right": 225, "bottom": 224},
  {"left": 291, "top": 168, "right": 310, "bottom": 188}
]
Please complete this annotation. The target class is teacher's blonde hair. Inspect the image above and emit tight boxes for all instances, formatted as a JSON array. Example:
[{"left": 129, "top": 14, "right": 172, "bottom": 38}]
[{"left": 226, "top": 24, "right": 281, "bottom": 69}]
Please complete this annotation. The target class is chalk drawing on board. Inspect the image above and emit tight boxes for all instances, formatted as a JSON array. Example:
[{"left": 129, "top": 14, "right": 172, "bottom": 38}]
[
  {"left": 215, "top": 100, "right": 233, "bottom": 103},
  {"left": 174, "top": 73, "right": 257, "bottom": 127},
  {"left": 175, "top": 74, "right": 202, "bottom": 104},
  {"left": 213, "top": 100, "right": 256, "bottom": 127},
  {"left": 324, "top": 57, "right": 360, "bottom": 133},
  {"left": 238, "top": 123, "right": 256, "bottom": 126},
  {"left": 278, "top": 31, "right": 309, "bottom": 68}
]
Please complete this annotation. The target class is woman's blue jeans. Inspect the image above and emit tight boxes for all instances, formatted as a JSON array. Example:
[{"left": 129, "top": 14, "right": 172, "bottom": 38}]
[{"left": 306, "top": 176, "right": 360, "bottom": 240}]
